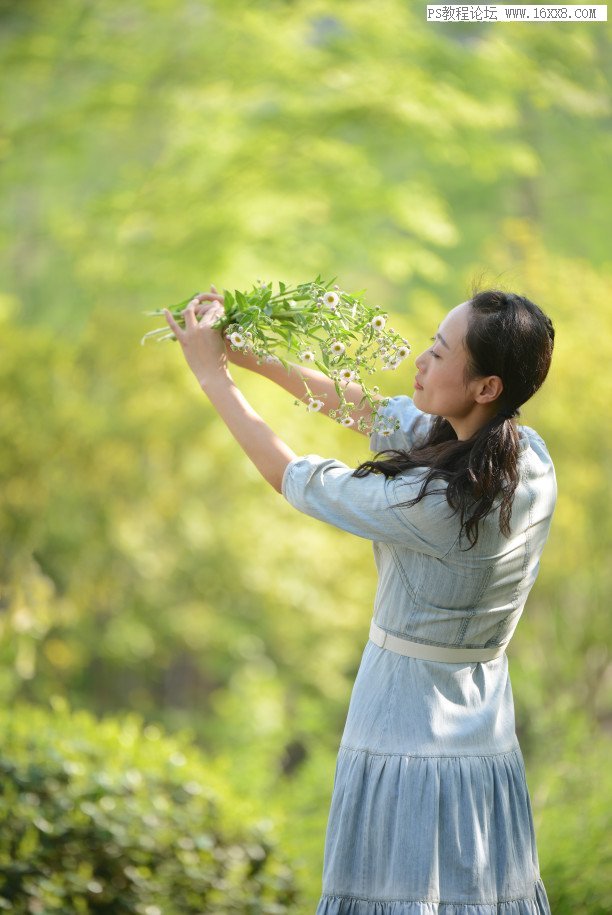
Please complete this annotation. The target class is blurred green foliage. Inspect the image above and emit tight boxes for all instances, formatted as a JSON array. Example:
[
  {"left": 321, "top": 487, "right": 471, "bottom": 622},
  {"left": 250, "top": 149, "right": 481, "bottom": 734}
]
[
  {"left": 529, "top": 724, "right": 612, "bottom": 915},
  {"left": 0, "top": 698, "right": 298, "bottom": 912},
  {"left": 1, "top": 0, "right": 611, "bottom": 910}
]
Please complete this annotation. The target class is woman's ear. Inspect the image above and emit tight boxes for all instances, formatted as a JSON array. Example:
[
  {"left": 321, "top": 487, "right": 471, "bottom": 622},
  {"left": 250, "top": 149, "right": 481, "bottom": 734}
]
[{"left": 474, "top": 375, "right": 504, "bottom": 406}]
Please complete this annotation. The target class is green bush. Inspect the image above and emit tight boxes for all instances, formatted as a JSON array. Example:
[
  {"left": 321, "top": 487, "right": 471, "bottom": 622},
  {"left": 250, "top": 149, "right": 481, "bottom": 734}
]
[
  {"left": 0, "top": 699, "right": 299, "bottom": 914},
  {"left": 530, "top": 723, "right": 612, "bottom": 915}
]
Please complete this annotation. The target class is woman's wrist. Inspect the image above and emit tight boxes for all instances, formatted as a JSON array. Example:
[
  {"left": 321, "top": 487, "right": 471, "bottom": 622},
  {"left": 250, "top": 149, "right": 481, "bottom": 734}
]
[
  {"left": 226, "top": 346, "right": 264, "bottom": 373},
  {"left": 198, "top": 366, "right": 234, "bottom": 391}
]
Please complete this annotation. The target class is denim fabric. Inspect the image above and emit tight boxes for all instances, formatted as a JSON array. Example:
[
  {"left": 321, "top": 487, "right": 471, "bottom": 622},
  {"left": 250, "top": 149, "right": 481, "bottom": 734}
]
[{"left": 281, "top": 396, "right": 556, "bottom": 913}]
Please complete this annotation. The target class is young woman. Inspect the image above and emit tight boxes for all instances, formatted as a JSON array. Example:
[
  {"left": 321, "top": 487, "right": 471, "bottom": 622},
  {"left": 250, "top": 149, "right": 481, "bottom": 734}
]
[{"left": 165, "top": 286, "right": 556, "bottom": 914}]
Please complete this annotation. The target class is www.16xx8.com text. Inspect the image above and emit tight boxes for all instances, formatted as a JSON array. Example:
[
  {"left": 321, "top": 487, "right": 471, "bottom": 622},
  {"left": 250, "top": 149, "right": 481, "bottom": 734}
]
[{"left": 426, "top": 5, "right": 607, "bottom": 22}]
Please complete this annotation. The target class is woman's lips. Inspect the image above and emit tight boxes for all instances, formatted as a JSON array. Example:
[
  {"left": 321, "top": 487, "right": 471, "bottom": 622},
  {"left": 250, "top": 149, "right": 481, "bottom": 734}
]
[{"left": 414, "top": 378, "right": 424, "bottom": 390}]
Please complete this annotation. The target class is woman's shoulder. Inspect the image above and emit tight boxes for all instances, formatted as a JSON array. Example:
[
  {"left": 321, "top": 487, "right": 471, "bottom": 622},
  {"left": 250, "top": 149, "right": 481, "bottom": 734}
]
[
  {"left": 516, "top": 424, "right": 557, "bottom": 511},
  {"left": 369, "top": 394, "right": 434, "bottom": 454},
  {"left": 517, "top": 424, "right": 555, "bottom": 472}
]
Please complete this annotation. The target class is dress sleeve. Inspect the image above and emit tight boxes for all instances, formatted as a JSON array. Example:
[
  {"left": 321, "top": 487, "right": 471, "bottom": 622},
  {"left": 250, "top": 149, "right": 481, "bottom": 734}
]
[
  {"left": 369, "top": 394, "right": 434, "bottom": 454},
  {"left": 281, "top": 454, "right": 458, "bottom": 556}
]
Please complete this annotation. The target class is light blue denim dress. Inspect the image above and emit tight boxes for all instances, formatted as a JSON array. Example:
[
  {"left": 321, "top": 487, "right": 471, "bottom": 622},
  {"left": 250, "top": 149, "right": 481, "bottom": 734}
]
[{"left": 281, "top": 396, "right": 557, "bottom": 915}]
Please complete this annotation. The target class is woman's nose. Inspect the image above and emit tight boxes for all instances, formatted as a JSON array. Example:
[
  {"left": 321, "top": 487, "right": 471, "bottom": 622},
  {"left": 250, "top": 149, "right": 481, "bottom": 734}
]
[{"left": 414, "top": 351, "right": 427, "bottom": 372}]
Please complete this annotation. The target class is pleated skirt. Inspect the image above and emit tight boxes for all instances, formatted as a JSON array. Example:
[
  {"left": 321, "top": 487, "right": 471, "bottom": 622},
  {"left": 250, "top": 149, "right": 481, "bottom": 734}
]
[{"left": 315, "top": 639, "right": 551, "bottom": 914}]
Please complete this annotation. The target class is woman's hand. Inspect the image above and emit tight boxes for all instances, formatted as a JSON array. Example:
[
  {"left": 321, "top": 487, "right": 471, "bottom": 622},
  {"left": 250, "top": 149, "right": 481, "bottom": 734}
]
[
  {"left": 190, "top": 284, "right": 260, "bottom": 369},
  {"left": 164, "top": 285, "right": 230, "bottom": 388}
]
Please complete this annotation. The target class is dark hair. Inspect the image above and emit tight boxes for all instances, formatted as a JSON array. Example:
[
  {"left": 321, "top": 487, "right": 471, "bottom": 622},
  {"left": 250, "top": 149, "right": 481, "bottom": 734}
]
[{"left": 352, "top": 288, "right": 555, "bottom": 548}]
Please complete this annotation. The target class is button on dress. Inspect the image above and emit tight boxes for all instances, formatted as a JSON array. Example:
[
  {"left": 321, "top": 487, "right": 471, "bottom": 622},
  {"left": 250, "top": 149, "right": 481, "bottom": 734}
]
[{"left": 281, "top": 396, "right": 556, "bottom": 914}]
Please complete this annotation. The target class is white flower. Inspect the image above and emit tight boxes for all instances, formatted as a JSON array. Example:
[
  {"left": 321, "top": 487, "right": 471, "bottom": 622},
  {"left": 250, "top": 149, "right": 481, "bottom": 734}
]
[
  {"left": 329, "top": 340, "right": 345, "bottom": 356},
  {"left": 371, "top": 315, "right": 387, "bottom": 331},
  {"left": 396, "top": 345, "right": 411, "bottom": 359},
  {"left": 299, "top": 350, "right": 316, "bottom": 362},
  {"left": 307, "top": 398, "right": 325, "bottom": 412},
  {"left": 382, "top": 355, "right": 402, "bottom": 372},
  {"left": 230, "top": 332, "right": 246, "bottom": 347},
  {"left": 374, "top": 418, "right": 401, "bottom": 434},
  {"left": 323, "top": 292, "right": 340, "bottom": 308},
  {"left": 372, "top": 419, "right": 396, "bottom": 436},
  {"left": 338, "top": 368, "right": 356, "bottom": 384},
  {"left": 340, "top": 416, "right": 355, "bottom": 427},
  {"left": 265, "top": 354, "right": 282, "bottom": 364}
]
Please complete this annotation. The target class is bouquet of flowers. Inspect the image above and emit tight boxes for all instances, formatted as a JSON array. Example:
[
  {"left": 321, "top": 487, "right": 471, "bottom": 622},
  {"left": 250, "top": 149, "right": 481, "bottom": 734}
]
[{"left": 142, "top": 277, "right": 408, "bottom": 435}]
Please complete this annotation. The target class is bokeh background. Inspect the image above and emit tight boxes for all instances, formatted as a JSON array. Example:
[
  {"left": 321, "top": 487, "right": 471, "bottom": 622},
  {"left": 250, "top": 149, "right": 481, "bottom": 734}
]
[{"left": 1, "top": 0, "right": 611, "bottom": 911}]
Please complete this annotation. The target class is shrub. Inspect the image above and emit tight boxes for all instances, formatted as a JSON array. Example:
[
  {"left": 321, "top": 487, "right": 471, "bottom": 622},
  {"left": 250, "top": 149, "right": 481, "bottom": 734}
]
[
  {"left": 0, "top": 699, "right": 299, "bottom": 913},
  {"left": 532, "top": 723, "right": 612, "bottom": 915}
]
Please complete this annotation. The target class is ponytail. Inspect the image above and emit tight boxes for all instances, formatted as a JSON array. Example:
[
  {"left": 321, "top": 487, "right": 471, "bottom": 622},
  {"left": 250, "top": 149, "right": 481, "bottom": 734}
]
[{"left": 353, "top": 413, "right": 521, "bottom": 549}]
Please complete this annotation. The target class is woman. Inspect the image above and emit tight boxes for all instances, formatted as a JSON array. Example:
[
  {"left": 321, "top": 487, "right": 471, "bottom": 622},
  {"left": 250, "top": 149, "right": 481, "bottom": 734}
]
[{"left": 164, "top": 286, "right": 556, "bottom": 914}]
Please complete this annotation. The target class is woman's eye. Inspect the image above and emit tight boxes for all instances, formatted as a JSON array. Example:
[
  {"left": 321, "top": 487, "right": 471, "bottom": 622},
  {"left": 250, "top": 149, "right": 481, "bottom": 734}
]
[{"left": 429, "top": 338, "right": 440, "bottom": 359}]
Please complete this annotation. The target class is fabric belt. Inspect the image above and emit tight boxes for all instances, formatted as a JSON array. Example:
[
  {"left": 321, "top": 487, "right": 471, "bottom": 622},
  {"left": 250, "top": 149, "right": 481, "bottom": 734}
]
[{"left": 369, "top": 618, "right": 506, "bottom": 663}]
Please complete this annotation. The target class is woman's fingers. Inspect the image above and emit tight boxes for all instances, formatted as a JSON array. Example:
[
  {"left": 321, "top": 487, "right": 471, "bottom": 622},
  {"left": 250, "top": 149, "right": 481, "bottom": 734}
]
[
  {"left": 194, "top": 297, "right": 224, "bottom": 317},
  {"left": 183, "top": 300, "right": 198, "bottom": 329},
  {"left": 164, "top": 309, "right": 182, "bottom": 337},
  {"left": 193, "top": 303, "right": 214, "bottom": 321},
  {"left": 163, "top": 284, "right": 224, "bottom": 343},
  {"left": 173, "top": 285, "right": 224, "bottom": 320},
  {"left": 195, "top": 285, "right": 224, "bottom": 303}
]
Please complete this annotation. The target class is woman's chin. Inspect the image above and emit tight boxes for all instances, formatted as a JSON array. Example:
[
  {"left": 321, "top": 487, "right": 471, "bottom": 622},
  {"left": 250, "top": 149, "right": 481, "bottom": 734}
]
[{"left": 412, "top": 390, "right": 437, "bottom": 417}]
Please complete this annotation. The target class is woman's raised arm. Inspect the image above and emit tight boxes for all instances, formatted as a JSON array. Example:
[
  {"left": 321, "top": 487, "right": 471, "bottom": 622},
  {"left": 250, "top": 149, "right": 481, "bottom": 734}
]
[{"left": 164, "top": 298, "right": 296, "bottom": 492}]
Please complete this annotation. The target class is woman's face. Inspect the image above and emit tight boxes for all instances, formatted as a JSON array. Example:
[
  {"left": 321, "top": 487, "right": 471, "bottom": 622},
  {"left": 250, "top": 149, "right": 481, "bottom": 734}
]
[{"left": 412, "top": 301, "right": 481, "bottom": 422}]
